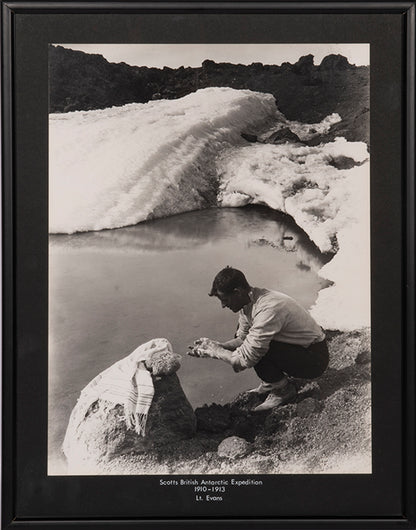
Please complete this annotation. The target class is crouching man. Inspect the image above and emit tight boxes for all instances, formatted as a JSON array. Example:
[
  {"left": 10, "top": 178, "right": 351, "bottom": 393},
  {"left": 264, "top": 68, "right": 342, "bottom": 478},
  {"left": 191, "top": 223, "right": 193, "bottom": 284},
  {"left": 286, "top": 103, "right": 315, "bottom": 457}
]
[{"left": 188, "top": 266, "right": 329, "bottom": 411}]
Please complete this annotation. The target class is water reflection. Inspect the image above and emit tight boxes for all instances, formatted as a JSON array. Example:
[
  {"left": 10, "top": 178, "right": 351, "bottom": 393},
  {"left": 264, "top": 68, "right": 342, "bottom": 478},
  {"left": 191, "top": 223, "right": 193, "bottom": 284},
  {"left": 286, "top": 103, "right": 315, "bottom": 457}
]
[{"left": 50, "top": 205, "right": 332, "bottom": 273}]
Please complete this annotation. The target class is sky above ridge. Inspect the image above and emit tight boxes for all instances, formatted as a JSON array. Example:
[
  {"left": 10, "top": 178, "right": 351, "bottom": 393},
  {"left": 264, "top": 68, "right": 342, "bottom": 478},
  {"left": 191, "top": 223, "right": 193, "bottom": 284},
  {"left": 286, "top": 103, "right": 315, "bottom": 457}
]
[{"left": 57, "top": 43, "right": 369, "bottom": 69}]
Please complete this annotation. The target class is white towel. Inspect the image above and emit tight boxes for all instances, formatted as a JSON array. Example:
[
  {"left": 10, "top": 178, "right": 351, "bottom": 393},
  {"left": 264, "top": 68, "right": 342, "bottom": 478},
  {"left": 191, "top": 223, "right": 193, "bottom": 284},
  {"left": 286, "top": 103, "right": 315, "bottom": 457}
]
[{"left": 63, "top": 338, "right": 173, "bottom": 455}]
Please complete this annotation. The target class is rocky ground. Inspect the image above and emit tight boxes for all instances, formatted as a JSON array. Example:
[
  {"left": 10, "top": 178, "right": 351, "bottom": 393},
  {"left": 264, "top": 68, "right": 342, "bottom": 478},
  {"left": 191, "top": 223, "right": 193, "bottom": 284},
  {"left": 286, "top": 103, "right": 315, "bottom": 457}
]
[{"left": 65, "top": 328, "right": 371, "bottom": 475}]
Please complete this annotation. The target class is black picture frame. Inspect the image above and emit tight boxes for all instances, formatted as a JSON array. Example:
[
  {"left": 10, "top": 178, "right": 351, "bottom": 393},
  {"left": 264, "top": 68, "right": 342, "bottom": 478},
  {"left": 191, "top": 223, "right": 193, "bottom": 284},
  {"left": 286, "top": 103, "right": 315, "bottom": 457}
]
[{"left": 1, "top": 1, "right": 415, "bottom": 528}]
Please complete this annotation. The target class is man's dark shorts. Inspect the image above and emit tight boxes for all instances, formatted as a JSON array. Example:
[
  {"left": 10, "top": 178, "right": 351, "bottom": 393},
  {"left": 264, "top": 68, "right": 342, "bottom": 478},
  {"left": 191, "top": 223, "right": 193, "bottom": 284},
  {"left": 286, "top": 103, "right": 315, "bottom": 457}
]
[{"left": 254, "top": 339, "right": 329, "bottom": 383}]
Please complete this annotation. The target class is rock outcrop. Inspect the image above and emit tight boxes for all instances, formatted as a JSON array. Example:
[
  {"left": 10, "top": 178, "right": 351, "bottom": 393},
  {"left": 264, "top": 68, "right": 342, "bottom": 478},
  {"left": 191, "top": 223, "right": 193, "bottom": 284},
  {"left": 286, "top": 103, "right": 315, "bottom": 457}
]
[
  {"left": 62, "top": 340, "right": 196, "bottom": 474},
  {"left": 64, "top": 373, "right": 196, "bottom": 474}
]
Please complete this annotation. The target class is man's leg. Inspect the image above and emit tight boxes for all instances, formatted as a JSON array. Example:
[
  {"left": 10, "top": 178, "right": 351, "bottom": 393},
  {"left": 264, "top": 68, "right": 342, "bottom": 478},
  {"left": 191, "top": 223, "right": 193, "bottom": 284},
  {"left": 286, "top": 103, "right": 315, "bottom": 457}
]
[
  {"left": 252, "top": 340, "right": 329, "bottom": 411},
  {"left": 247, "top": 351, "right": 287, "bottom": 394},
  {"left": 255, "top": 340, "right": 329, "bottom": 380}
]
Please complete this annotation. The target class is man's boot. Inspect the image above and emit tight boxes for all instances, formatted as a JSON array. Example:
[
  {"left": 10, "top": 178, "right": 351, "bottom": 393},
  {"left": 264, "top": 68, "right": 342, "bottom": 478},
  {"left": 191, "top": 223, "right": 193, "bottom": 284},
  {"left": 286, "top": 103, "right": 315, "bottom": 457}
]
[
  {"left": 252, "top": 381, "right": 297, "bottom": 411},
  {"left": 247, "top": 381, "right": 275, "bottom": 394},
  {"left": 247, "top": 376, "right": 288, "bottom": 395}
]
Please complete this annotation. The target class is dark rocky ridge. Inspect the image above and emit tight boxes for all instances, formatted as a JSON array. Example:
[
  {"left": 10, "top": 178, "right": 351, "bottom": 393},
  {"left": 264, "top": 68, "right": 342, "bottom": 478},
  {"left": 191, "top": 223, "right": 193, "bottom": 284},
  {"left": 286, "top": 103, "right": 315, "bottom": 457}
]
[{"left": 49, "top": 45, "right": 369, "bottom": 144}]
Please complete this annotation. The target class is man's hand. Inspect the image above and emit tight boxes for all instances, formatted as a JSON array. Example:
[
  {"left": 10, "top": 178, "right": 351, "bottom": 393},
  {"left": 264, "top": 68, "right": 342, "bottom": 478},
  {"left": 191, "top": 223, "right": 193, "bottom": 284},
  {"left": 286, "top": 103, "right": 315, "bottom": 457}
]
[
  {"left": 187, "top": 338, "right": 222, "bottom": 359},
  {"left": 188, "top": 337, "right": 245, "bottom": 373}
]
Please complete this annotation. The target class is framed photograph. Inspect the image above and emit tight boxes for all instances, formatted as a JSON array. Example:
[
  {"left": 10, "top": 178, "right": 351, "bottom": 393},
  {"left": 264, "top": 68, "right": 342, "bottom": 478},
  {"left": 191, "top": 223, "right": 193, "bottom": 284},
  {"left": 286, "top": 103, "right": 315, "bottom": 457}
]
[{"left": 2, "top": 1, "right": 415, "bottom": 528}]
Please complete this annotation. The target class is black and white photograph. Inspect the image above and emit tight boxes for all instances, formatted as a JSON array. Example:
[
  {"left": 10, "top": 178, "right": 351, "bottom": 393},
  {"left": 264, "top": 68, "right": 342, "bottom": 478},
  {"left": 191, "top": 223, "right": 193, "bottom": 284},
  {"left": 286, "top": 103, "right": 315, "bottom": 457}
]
[{"left": 47, "top": 42, "right": 371, "bottom": 476}]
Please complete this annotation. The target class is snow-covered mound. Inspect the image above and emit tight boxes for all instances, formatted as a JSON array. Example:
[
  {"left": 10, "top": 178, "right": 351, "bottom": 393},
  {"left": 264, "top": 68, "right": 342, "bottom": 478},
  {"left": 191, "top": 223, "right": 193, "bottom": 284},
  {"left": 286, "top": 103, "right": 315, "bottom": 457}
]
[{"left": 49, "top": 88, "right": 278, "bottom": 233}]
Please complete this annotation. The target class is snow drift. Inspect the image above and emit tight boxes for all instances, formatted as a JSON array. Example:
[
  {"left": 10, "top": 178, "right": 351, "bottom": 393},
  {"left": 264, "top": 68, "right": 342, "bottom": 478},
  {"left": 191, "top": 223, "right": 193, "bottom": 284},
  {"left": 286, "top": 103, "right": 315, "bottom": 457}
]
[
  {"left": 49, "top": 87, "right": 370, "bottom": 330},
  {"left": 49, "top": 88, "right": 279, "bottom": 233}
]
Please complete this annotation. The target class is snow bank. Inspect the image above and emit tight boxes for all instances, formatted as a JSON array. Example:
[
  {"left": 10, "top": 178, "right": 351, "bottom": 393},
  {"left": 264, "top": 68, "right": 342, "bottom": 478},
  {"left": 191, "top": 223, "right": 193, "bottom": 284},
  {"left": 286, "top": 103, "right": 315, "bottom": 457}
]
[
  {"left": 217, "top": 137, "right": 370, "bottom": 330},
  {"left": 49, "top": 87, "right": 277, "bottom": 233},
  {"left": 307, "top": 152, "right": 371, "bottom": 329},
  {"left": 218, "top": 138, "right": 368, "bottom": 252}
]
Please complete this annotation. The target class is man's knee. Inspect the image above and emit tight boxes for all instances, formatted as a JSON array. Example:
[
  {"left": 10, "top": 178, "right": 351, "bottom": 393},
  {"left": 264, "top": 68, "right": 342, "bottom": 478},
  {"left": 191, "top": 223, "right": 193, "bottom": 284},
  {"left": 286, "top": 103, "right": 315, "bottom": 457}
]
[
  {"left": 254, "top": 357, "right": 285, "bottom": 383},
  {"left": 309, "top": 340, "right": 329, "bottom": 377}
]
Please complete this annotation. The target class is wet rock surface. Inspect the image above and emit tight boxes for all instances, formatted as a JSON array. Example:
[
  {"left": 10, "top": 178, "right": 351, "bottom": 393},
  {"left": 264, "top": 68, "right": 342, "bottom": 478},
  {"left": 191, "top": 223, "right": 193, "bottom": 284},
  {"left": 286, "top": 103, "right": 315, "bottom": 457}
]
[
  {"left": 265, "top": 127, "right": 303, "bottom": 144},
  {"left": 327, "top": 155, "right": 361, "bottom": 170}
]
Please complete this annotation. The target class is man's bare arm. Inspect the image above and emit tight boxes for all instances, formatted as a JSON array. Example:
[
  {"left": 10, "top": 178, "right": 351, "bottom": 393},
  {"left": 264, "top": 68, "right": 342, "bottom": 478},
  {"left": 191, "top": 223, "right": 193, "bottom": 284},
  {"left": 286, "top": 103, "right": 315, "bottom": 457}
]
[
  {"left": 188, "top": 338, "right": 245, "bottom": 372},
  {"left": 218, "top": 338, "right": 244, "bottom": 351}
]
